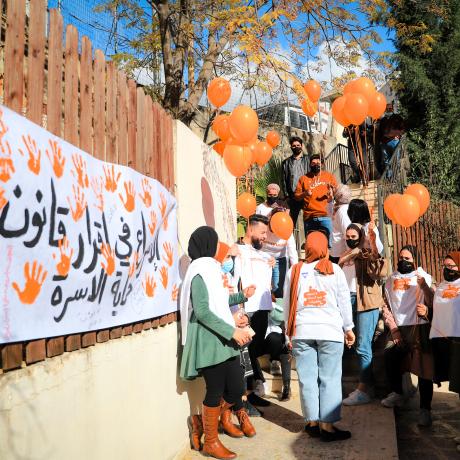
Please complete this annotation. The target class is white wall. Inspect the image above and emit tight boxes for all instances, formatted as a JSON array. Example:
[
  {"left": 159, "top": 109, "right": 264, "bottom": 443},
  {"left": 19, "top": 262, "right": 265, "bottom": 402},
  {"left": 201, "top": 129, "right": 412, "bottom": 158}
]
[{"left": 0, "top": 121, "right": 237, "bottom": 460}]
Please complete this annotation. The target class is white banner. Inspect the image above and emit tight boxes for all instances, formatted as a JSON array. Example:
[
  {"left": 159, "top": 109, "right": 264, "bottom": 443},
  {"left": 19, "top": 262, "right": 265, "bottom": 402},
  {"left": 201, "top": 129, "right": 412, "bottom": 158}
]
[{"left": 0, "top": 105, "right": 179, "bottom": 343}]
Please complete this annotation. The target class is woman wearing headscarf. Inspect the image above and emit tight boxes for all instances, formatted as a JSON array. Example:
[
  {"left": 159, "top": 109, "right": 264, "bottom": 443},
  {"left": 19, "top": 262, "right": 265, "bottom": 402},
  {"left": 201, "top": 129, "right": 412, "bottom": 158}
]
[
  {"left": 283, "top": 231, "right": 355, "bottom": 442},
  {"left": 340, "top": 222, "right": 389, "bottom": 406},
  {"left": 330, "top": 184, "right": 352, "bottom": 263},
  {"left": 429, "top": 251, "right": 460, "bottom": 396},
  {"left": 180, "top": 227, "right": 256, "bottom": 459},
  {"left": 381, "top": 245, "right": 435, "bottom": 427}
]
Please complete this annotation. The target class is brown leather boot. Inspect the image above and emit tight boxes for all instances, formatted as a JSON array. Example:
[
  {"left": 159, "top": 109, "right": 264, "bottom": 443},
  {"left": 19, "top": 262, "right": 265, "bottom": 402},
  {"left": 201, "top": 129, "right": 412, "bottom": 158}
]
[
  {"left": 187, "top": 414, "right": 203, "bottom": 450},
  {"left": 234, "top": 408, "right": 256, "bottom": 438},
  {"left": 202, "top": 405, "right": 237, "bottom": 459},
  {"left": 220, "top": 400, "right": 244, "bottom": 438}
]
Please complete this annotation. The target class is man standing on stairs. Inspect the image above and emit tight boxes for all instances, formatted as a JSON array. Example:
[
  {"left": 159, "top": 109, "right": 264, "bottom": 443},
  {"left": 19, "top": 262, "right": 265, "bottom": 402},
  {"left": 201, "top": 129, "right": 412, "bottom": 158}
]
[
  {"left": 294, "top": 154, "right": 337, "bottom": 247},
  {"left": 282, "top": 136, "right": 310, "bottom": 227}
]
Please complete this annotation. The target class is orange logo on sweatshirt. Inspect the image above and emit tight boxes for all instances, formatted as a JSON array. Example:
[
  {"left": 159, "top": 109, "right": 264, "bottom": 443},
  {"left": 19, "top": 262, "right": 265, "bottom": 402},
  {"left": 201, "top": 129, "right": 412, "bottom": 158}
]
[
  {"left": 222, "top": 274, "right": 235, "bottom": 293},
  {"left": 442, "top": 285, "right": 460, "bottom": 299},
  {"left": 393, "top": 278, "right": 411, "bottom": 291},
  {"left": 303, "top": 287, "right": 327, "bottom": 307}
]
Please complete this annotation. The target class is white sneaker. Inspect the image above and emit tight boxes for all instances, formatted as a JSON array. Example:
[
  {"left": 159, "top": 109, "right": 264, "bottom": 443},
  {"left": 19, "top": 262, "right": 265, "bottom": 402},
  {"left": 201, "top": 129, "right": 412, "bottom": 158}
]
[
  {"left": 343, "top": 389, "right": 372, "bottom": 406},
  {"left": 381, "top": 392, "right": 404, "bottom": 408},
  {"left": 270, "top": 360, "right": 282, "bottom": 376},
  {"left": 254, "top": 379, "right": 266, "bottom": 397}
]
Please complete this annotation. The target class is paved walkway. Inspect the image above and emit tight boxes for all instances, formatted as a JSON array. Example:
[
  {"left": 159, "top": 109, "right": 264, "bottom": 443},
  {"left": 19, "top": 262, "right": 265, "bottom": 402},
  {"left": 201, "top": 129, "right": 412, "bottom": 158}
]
[
  {"left": 182, "top": 370, "right": 398, "bottom": 460},
  {"left": 396, "top": 381, "right": 460, "bottom": 459}
]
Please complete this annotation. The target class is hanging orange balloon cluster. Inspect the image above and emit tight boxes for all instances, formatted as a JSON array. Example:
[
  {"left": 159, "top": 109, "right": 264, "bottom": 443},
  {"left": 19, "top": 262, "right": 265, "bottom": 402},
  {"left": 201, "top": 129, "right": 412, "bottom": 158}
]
[
  {"left": 298, "top": 79, "right": 321, "bottom": 118},
  {"left": 384, "top": 183, "right": 430, "bottom": 228}
]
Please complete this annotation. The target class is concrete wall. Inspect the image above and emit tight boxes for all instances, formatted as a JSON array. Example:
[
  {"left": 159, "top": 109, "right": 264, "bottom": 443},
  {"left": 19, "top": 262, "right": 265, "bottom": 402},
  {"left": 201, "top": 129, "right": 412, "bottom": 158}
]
[{"left": 0, "top": 121, "right": 237, "bottom": 460}]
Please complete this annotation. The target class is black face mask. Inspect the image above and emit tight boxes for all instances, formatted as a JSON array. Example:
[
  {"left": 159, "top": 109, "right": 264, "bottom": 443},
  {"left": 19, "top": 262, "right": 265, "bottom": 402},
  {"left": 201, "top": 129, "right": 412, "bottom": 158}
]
[
  {"left": 267, "top": 196, "right": 277, "bottom": 205},
  {"left": 311, "top": 165, "right": 321, "bottom": 174},
  {"left": 346, "top": 239, "right": 360, "bottom": 249},
  {"left": 397, "top": 259, "right": 415, "bottom": 274},
  {"left": 444, "top": 267, "right": 460, "bottom": 282},
  {"left": 252, "top": 239, "right": 263, "bottom": 250},
  {"left": 291, "top": 146, "right": 302, "bottom": 155}
]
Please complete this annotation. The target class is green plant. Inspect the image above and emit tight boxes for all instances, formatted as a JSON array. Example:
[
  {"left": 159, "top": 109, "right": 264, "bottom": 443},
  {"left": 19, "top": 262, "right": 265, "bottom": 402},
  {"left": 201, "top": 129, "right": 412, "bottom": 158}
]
[{"left": 253, "top": 156, "right": 284, "bottom": 204}]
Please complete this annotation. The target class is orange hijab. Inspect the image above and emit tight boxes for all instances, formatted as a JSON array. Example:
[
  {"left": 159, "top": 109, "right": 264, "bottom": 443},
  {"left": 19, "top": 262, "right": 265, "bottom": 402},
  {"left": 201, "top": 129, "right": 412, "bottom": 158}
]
[
  {"left": 447, "top": 251, "right": 460, "bottom": 270},
  {"left": 287, "top": 231, "right": 334, "bottom": 338}
]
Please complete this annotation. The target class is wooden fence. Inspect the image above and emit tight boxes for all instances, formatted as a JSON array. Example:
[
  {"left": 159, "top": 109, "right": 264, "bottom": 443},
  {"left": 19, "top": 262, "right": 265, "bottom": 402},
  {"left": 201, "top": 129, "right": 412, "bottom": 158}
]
[{"left": 0, "top": 0, "right": 177, "bottom": 372}]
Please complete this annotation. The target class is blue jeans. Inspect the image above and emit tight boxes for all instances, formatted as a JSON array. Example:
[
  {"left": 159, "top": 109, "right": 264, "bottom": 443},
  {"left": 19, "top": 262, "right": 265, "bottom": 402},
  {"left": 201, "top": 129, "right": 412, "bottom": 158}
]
[
  {"left": 304, "top": 217, "right": 333, "bottom": 247},
  {"left": 351, "top": 293, "right": 379, "bottom": 385},
  {"left": 272, "top": 257, "right": 287, "bottom": 298},
  {"left": 293, "top": 339, "right": 343, "bottom": 423}
]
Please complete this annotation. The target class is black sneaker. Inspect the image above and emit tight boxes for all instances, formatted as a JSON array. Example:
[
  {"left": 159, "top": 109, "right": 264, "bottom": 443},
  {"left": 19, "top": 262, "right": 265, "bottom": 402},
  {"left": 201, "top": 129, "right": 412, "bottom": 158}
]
[
  {"left": 320, "top": 426, "right": 351, "bottom": 442},
  {"left": 304, "top": 424, "right": 320, "bottom": 438},
  {"left": 243, "top": 400, "right": 263, "bottom": 417},
  {"left": 247, "top": 392, "right": 271, "bottom": 407},
  {"left": 280, "top": 382, "right": 291, "bottom": 402}
]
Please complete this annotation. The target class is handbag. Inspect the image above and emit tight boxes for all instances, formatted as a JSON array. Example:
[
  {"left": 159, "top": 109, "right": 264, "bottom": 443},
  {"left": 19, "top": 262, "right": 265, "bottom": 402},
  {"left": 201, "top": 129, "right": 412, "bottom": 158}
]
[{"left": 236, "top": 276, "right": 254, "bottom": 378}]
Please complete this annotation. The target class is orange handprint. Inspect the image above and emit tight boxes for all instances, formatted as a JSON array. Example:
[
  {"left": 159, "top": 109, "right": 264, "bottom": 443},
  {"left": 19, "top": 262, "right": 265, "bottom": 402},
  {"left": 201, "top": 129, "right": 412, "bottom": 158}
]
[
  {"left": 162, "top": 242, "right": 174, "bottom": 267},
  {"left": 0, "top": 187, "right": 7, "bottom": 210},
  {"left": 119, "top": 180, "right": 136, "bottom": 212},
  {"left": 91, "top": 176, "right": 104, "bottom": 212},
  {"left": 67, "top": 185, "right": 87, "bottom": 221},
  {"left": 46, "top": 139, "right": 66, "bottom": 178},
  {"left": 100, "top": 243, "right": 116, "bottom": 276},
  {"left": 127, "top": 251, "right": 139, "bottom": 278},
  {"left": 0, "top": 109, "right": 11, "bottom": 156},
  {"left": 103, "top": 164, "right": 121, "bottom": 192},
  {"left": 171, "top": 284, "right": 179, "bottom": 301},
  {"left": 52, "top": 237, "right": 74, "bottom": 277},
  {"left": 19, "top": 134, "right": 41, "bottom": 175},
  {"left": 0, "top": 141, "right": 14, "bottom": 182},
  {"left": 159, "top": 266, "right": 169, "bottom": 289},
  {"left": 148, "top": 210, "right": 157, "bottom": 236},
  {"left": 159, "top": 192, "right": 168, "bottom": 230},
  {"left": 71, "top": 153, "right": 89, "bottom": 188},
  {"left": 143, "top": 273, "right": 157, "bottom": 297},
  {"left": 139, "top": 178, "right": 152, "bottom": 208},
  {"left": 12, "top": 261, "right": 48, "bottom": 304}
]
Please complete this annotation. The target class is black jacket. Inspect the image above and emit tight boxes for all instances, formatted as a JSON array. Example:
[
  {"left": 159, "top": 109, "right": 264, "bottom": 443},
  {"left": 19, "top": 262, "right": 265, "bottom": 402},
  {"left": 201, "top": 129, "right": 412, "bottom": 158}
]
[{"left": 282, "top": 155, "right": 310, "bottom": 198}]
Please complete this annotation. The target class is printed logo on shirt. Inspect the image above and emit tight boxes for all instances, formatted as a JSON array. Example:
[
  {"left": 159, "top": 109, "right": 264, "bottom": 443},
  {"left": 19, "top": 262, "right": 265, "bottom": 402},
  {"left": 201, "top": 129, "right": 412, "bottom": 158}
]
[
  {"left": 303, "top": 287, "right": 327, "bottom": 307},
  {"left": 393, "top": 278, "right": 411, "bottom": 291},
  {"left": 441, "top": 285, "right": 460, "bottom": 299},
  {"left": 222, "top": 274, "right": 235, "bottom": 294}
]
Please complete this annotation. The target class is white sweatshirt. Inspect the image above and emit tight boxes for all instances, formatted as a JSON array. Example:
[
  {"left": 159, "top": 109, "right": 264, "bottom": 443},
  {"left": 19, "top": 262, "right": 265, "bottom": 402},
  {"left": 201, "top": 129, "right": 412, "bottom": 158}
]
[
  {"left": 430, "top": 278, "right": 460, "bottom": 339},
  {"left": 283, "top": 262, "right": 354, "bottom": 343},
  {"left": 261, "top": 230, "right": 299, "bottom": 264},
  {"left": 330, "top": 204, "right": 351, "bottom": 258}
]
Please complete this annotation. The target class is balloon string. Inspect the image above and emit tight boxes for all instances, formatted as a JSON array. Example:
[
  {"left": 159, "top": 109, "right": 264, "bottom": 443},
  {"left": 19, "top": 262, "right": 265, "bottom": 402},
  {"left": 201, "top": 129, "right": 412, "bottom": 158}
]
[
  {"left": 355, "top": 126, "right": 367, "bottom": 186},
  {"left": 347, "top": 126, "right": 363, "bottom": 183}
]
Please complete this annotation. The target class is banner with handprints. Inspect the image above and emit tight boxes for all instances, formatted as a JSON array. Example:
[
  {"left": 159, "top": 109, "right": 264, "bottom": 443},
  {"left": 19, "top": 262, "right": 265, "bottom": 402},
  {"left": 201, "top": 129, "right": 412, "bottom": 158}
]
[{"left": 0, "top": 105, "right": 179, "bottom": 343}]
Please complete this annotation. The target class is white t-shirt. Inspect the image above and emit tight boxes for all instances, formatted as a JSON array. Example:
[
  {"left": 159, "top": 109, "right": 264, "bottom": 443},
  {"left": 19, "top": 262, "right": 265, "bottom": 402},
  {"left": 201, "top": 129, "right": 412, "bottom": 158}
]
[
  {"left": 256, "top": 202, "right": 275, "bottom": 216},
  {"left": 362, "top": 222, "right": 384, "bottom": 255},
  {"left": 283, "top": 262, "right": 353, "bottom": 343},
  {"left": 261, "top": 229, "right": 298, "bottom": 264},
  {"left": 233, "top": 244, "right": 273, "bottom": 313},
  {"left": 430, "top": 278, "right": 460, "bottom": 339},
  {"left": 385, "top": 268, "right": 432, "bottom": 327},
  {"left": 330, "top": 204, "right": 351, "bottom": 257},
  {"left": 342, "top": 263, "right": 357, "bottom": 294}
]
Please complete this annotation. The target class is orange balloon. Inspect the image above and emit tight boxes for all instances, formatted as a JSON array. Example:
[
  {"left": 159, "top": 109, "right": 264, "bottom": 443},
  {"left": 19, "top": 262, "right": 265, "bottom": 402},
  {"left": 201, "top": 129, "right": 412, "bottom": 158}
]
[
  {"left": 384, "top": 193, "right": 402, "bottom": 222},
  {"left": 405, "top": 183, "right": 430, "bottom": 216},
  {"left": 237, "top": 192, "right": 257, "bottom": 218},
  {"left": 228, "top": 105, "right": 259, "bottom": 143},
  {"left": 354, "top": 77, "right": 376, "bottom": 105},
  {"left": 368, "top": 92, "right": 387, "bottom": 119},
  {"left": 344, "top": 93, "right": 369, "bottom": 125},
  {"left": 301, "top": 98, "right": 317, "bottom": 117},
  {"left": 245, "top": 138, "right": 259, "bottom": 163},
  {"left": 270, "top": 212, "right": 294, "bottom": 240},
  {"left": 207, "top": 77, "right": 231, "bottom": 108},
  {"left": 343, "top": 79, "right": 358, "bottom": 95},
  {"left": 331, "top": 96, "right": 351, "bottom": 127},
  {"left": 212, "top": 114, "right": 231, "bottom": 141},
  {"left": 213, "top": 141, "right": 226, "bottom": 156},
  {"left": 393, "top": 194, "right": 420, "bottom": 227},
  {"left": 223, "top": 144, "right": 251, "bottom": 177},
  {"left": 266, "top": 131, "right": 280, "bottom": 148},
  {"left": 303, "top": 80, "right": 321, "bottom": 102},
  {"left": 254, "top": 141, "right": 272, "bottom": 167}
]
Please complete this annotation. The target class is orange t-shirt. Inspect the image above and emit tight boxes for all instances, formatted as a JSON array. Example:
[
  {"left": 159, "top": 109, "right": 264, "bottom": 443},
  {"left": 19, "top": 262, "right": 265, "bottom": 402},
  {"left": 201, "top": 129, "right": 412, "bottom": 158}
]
[{"left": 294, "top": 171, "right": 337, "bottom": 220}]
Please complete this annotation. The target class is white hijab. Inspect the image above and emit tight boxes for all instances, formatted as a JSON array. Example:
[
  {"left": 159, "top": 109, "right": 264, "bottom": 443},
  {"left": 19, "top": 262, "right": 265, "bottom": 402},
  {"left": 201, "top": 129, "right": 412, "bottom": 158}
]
[{"left": 180, "top": 257, "right": 235, "bottom": 345}]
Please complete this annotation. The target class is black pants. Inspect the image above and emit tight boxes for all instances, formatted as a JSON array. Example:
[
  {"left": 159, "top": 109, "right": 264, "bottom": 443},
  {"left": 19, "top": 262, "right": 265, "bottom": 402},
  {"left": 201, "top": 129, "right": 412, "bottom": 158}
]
[
  {"left": 247, "top": 310, "right": 269, "bottom": 390},
  {"left": 384, "top": 344, "right": 433, "bottom": 410},
  {"left": 201, "top": 356, "right": 245, "bottom": 410},
  {"left": 265, "top": 332, "right": 291, "bottom": 384},
  {"left": 287, "top": 197, "right": 303, "bottom": 228}
]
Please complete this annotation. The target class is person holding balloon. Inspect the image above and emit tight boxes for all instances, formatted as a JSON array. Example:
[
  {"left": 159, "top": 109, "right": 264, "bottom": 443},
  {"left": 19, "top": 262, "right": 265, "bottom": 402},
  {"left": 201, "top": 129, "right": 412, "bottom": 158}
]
[
  {"left": 429, "top": 251, "right": 460, "bottom": 397},
  {"left": 380, "top": 245, "right": 435, "bottom": 427},
  {"left": 294, "top": 154, "right": 338, "bottom": 247}
]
